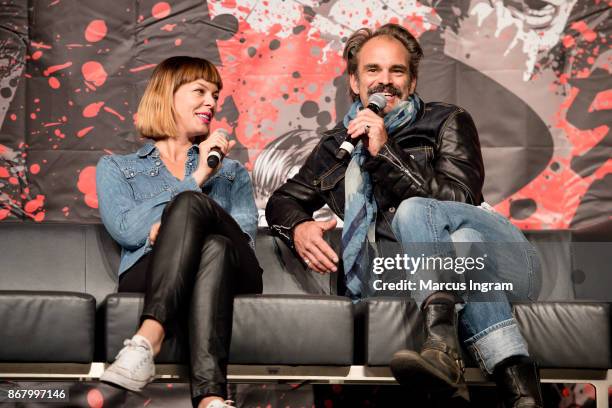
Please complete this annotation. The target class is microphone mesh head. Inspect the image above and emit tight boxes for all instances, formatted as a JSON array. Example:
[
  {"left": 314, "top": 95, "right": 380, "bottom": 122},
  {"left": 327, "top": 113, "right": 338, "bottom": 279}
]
[{"left": 368, "top": 93, "right": 387, "bottom": 113}]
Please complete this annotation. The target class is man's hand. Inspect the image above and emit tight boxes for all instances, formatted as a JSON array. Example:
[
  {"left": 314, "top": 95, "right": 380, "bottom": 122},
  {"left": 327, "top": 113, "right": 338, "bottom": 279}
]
[
  {"left": 293, "top": 219, "right": 339, "bottom": 274},
  {"left": 149, "top": 222, "right": 161, "bottom": 246},
  {"left": 347, "top": 108, "right": 387, "bottom": 156}
]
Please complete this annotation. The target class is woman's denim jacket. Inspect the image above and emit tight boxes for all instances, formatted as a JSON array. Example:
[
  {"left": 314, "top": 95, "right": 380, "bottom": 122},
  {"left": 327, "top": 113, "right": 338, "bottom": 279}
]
[{"left": 96, "top": 143, "right": 258, "bottom": 276}]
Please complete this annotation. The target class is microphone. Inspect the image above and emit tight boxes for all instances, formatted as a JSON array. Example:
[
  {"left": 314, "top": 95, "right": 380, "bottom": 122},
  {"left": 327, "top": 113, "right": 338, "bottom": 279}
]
[
  {"left": 335, "top": 93, "right": 387, "bottom": 161},
  {"left": 207, "top": 128, "right": 230, "bottom": 168}
]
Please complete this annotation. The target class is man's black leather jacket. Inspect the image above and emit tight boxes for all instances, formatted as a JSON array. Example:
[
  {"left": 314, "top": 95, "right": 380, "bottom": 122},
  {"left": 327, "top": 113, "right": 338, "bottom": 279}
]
[{"left": 265, "top": 101, "right": 485, "bottom": 246}]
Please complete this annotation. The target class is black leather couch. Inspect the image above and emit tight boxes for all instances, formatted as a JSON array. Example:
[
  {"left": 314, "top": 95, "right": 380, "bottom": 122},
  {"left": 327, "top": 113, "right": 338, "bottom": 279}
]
[{"left": 1, "top": 222, "right": 611, "bottom": 407}]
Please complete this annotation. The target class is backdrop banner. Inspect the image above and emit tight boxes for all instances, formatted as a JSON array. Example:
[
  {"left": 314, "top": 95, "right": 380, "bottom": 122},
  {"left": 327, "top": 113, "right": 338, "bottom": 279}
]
[{"left": 1, "top": 0, "right": 610, "bottom": 229}]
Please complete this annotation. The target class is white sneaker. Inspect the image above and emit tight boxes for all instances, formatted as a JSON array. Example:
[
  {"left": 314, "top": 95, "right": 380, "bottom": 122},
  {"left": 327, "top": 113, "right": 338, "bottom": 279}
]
[
  {"left": 206, "top": 400, "right": 235, "bottom": 408},
  {"left": 100, "top": 334, "right": 155, "bottom": 392}
]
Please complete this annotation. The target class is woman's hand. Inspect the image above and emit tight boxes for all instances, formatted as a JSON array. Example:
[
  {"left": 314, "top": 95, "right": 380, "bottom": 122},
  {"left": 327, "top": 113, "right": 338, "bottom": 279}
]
[
  {"left": 191, "top": 129, "right": 236, "bottom": 186},
  {"left": 149, "top": 222, "right": 161, "bottom": 246}
]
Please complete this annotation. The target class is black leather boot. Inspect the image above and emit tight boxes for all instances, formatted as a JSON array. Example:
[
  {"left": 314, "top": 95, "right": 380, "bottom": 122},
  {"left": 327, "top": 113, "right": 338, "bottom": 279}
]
[
  {"left": 390, "top": 292, "right": 469, "bottom": 401},
  {"left": 493, "top": 356, "right": 543, "bottom": 408}
]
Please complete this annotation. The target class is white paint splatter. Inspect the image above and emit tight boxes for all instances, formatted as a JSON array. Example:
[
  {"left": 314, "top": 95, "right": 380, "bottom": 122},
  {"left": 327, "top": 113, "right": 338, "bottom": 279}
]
[
  {"left": 471, "top": 0, "right": 578, "bottom": 81},
  {"left": 207, "top": 0, "right": 304, "bottom": 38}
]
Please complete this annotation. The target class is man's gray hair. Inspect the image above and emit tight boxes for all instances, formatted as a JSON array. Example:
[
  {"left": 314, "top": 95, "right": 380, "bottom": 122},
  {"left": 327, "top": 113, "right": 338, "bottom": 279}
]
[{"left": 343, "top": 23, "right": 424, "bottom": 101}]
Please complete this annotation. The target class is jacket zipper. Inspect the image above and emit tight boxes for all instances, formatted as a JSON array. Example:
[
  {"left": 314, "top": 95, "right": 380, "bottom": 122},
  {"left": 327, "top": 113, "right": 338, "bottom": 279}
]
[{"left": 380, "top": 145, "right": 423, "bottom": 188}]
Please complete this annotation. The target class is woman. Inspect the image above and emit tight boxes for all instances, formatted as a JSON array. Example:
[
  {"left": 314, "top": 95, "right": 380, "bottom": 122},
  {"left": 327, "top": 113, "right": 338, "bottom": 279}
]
[{"left": 96, "top": 56, "right": 262, "bottom": 408}]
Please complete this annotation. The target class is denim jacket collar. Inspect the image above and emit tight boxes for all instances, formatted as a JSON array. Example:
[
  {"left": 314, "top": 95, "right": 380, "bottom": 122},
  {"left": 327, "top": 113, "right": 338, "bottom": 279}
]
[{"left": 137, "top": 142, "right": 199, "bottom": 159}]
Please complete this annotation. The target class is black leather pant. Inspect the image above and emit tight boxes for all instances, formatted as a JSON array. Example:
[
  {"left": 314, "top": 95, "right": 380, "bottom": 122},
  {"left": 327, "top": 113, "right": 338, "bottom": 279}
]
[{"left": 119, "top": 191, "right": 263, "bottom": 406}]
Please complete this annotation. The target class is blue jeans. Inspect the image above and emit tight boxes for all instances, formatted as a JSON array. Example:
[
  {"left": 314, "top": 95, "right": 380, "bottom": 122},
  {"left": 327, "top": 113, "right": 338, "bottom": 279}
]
[{"left": 390, "top": 197, "right": 542, "bottom": 374}]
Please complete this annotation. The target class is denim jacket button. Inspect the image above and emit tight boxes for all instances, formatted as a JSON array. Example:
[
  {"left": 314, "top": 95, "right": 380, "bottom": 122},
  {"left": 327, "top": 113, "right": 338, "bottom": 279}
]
[
  {"left": 155, "top": 160, "right": 161, "bottom": 166},
  {"left": 388, "top": 207, "right": 396, "bottom": 213}
]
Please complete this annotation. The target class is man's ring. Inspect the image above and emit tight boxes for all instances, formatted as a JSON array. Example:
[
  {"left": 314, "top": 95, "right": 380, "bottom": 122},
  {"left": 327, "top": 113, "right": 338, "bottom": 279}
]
[
  {"left": 304, "top": 258, "right": 310, "bottom": 266},
  {"left": 365, "top": 124, "right": 370, "bottom": 133}
]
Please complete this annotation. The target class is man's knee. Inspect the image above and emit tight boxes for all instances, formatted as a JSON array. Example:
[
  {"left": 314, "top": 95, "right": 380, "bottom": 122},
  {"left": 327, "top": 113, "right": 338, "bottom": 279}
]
[{"left": 395, "top": 196, "right": 435, "bottom": 225}]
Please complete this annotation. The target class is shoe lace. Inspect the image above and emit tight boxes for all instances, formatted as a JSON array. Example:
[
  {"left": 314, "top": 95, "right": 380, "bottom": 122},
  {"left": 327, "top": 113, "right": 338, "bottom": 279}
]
[{"left": 113, "top": 339, "right": 152, "bottom": 370}]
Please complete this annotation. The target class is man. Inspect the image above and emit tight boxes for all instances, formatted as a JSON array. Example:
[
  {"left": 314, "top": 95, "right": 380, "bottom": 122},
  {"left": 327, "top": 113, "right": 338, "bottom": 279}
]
[{"left": 266, "top": 23, "right": 542, "bottom": 407}]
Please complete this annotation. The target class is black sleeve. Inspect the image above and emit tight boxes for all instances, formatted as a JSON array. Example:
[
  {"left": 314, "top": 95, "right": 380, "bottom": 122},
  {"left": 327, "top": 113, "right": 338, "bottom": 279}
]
[
  {"left": 364, "top": 109, "right": 484, "bottom": 204},
  {"left": 265, "top": 140, "right": 328, "bottom": 247}
]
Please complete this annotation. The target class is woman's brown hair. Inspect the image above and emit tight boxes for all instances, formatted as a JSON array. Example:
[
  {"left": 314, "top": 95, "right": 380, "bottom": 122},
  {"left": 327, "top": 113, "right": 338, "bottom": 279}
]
[{"left": 136, "top": 56, "right": 223, "bottom": 139}]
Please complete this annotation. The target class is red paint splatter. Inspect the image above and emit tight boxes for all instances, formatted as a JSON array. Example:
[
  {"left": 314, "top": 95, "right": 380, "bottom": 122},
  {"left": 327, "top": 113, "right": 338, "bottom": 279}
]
[
  {"left": 54, "top": 129, "right": 66, "bottom": 139},
  {"left": 31, "top": 41, "right": 52, "bottom": 49},
  {"left": 83, "top": 102, "right": 105, "bottom": 118},
  {"left": 103, "top": 106, "right": 125, "bottom": 121},
  {"left": 30, "top": 113, "right": 37, "bottom": 119},
  {"left": 77, "top": 126, "right": 95, "bottom": 138},
  {"left": 214, "top": 17, "right": 345, "bottom": 166},
  {"left": 32, "top": 51, "right": 43, "bottom": 60},
  {"left": 555, "top": 88, "right": 608, "bottom": 157},
  {"left": 590, "top": 89, "right": 611, "bottom": 112},
  {"left": 43, "top": 61, "right": 72, "bottom": 76},
  {"left": 174, "top": 38, "right": 182, "bottom": 46},
  {"left": 161, "top": 24, "right": 176, "bottom": 32},
  {"left": 152, "top": 2, "right": 171, "bottom": 19},
  {"left": 0, "top": 209, "right": 9, "bottom": 221},
  {"left": 129, "top": 64, "right": 156, "bottom": 73},
  {"left": 494, "top": 86, "right": 612, "bottom": 229},
  {"left": 85, "top": 20, "right": 107, "bottom": 43},
  {"left": 30, "top": 164, "right": 40, "bottom": 174},
  {"left": 82, "top": 61, "right": 108, "bottom": 87},
  {"left": 0, "top": 167, "right": 9, "bottom": 178},
  {"left": 403, "top": 13, "right": 430, "bottom": 38},
  {"left": 570, "top": 21, "right": 597, "bottom": 43},
  {"left": 33, "top": 211, "right": 45, "bottom": 222},
  {"left": 49, "top": 77, "right": 60, "bottom": 89},
  {"left": 0, "top": 144, "right": 7, "bottom": 154},
  {"left": 77, "top": 166, "right": 98, "bottom": 209},
  {"left": 25, "top": 195, "right": 45, "bottom": 213},
  {"left": 562, "top": 35, "right": 575, "bottom": 48},
  {"left": 9, "top": 113, "right": 16, "bottom": 121},
  {"left": 86, "top": 388, "right": 104, "bottom": 408}
]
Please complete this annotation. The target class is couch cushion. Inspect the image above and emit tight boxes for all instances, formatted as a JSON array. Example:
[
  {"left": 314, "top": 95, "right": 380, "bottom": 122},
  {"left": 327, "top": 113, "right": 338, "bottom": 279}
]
[
  {"left": 365, "top": 298, "right": 611, "bottom": 369},
  {"left": 0, "top": 222, "right": 118, "bottom": 306},
  {"left": 104, "top": 293, "right": 354, "bottom": 365},
  {"left": 513, "top": 302, "right": 611, "bottom": 369},
  {"left": 0, "top": 291, "right": 96, "bottom": 363}
]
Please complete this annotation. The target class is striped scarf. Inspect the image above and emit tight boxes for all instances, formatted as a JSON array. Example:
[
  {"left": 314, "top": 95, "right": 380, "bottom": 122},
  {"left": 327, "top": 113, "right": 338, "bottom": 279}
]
[{"left": 341, "top": 94, "right": 422, "bottom": 299}]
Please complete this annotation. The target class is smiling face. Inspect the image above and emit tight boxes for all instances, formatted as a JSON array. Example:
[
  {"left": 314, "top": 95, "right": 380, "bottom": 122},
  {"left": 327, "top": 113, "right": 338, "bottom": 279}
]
[
  {"left": 172, "top": 79, "right": 219, "bottom": 141},
  {"left": 496, "top": 0, "right": 576, "bottom": 30},
  {"left": 349, "top": 36, "right": 416, "bottom": 115}
]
